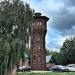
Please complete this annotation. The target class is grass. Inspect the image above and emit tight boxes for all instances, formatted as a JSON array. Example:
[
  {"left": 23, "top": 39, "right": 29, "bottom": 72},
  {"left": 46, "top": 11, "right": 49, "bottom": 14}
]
[{"left": 17, "top": 72, "right": 75, "bottom": 75}]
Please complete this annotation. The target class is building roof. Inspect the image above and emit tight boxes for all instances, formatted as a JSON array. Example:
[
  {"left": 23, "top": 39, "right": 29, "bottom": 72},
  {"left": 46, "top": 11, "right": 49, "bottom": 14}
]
[
  {"left": 46, "top": 55, "right": 53, "bottom": 63},
  {"left": 34, "top": 13, "right": 49, "bottom": 21}
]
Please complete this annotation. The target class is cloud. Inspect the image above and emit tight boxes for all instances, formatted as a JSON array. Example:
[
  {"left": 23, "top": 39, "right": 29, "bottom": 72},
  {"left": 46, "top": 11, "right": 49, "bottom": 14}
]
[
  {"left": 51, "top": 5, "right": 75, "bottom": 36},
  {"left": 63, "top": 0, "right": 75, "bottom": 6}
]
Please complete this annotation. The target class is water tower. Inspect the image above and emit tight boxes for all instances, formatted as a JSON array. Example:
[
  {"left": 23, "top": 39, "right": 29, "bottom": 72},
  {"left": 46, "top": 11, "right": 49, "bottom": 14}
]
[{"left": 31, "top": 13, "right": 49, "bottom": 70}]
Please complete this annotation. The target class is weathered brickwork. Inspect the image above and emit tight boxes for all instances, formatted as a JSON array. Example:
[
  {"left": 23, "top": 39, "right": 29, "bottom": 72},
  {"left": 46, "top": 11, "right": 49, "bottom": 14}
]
[{"left": 30, "top": 13, "right": 49, "bottom": 70}]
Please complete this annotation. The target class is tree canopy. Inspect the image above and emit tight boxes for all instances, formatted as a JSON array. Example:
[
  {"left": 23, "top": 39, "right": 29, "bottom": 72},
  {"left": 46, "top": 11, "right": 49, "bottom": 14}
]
[
  {"left": 0, "top": 0, "right": 33, "bottom": 75},
  {"left": 46, "top": 37, "right": 75, "bottom": 65},
  {"left": 60, "top": 37, "right": 75, "bottom": 65}
]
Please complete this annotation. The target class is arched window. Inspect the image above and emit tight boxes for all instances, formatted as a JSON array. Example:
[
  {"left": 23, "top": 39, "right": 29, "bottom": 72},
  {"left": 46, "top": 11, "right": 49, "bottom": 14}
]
[
  {"left": 37, "top": 22, "right": 42, "bottom": 26},
  {"left": 39, "top": 22, "right": 42, "bottom": 26},
  {"left": 38, "top": 22, "right": 39, "bottom": 26}
]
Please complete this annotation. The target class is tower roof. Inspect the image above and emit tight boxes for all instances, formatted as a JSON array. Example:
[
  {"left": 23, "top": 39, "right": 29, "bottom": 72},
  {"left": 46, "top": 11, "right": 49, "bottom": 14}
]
[{"left": 34, "top": 12, "right": 49, "bottom": 21}]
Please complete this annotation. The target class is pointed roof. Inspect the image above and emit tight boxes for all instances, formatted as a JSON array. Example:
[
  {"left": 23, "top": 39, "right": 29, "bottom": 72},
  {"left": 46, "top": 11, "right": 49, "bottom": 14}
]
[{"left": 46, "top": 55, "right": 53, "bottom": 63}]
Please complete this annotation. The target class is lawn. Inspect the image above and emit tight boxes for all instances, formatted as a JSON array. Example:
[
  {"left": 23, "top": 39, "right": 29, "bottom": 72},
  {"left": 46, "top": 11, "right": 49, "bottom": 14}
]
[{"left": 17, "top": 72, "right": 75, "bottom": 75}]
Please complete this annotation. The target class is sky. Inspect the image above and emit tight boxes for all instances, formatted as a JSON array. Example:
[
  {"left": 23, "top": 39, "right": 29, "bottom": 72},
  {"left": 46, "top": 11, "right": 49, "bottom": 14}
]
[{"left": 22, "top": 0, "right": 75, "bottom": 52}]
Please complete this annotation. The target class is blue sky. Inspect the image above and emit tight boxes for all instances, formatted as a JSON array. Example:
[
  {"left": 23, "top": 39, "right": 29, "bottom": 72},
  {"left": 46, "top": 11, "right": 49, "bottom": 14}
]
[{"left": 22, "top": 0, "right": 75, "bottom": 52}]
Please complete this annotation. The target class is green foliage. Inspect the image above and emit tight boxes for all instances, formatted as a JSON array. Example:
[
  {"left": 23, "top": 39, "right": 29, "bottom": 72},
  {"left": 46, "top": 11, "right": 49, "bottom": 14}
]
[
  {"left": 46, "top": 49, "right": 51, "bottom": 55},
  {"left": 46, "top": 37, "right": 75, "bottom": 65},
  {"left": 24, "top": 47, "right": 30, "bottom": 56},
  {"left": 0, "top": 0, "right": 33, "bottom": 75},
  {"left": 50, "top": 51, "right": 61, "bottom": 64},
  {"left": 60, "top": 37, "right": 75, "bottom": 65}
]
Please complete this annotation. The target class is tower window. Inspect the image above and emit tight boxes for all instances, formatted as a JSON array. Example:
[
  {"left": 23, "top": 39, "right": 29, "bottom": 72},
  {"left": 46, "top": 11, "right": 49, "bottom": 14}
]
[
  {"left": 33, "top": 22, "right": 35, "bottom": 26},
  {"left": 38, "top": 45, "right": 41, "bottom": 49},
  {"left": 39, "top": 22, "right": 41, "bottom": 26},
  {"left": 37, "top": 22, "right": 42, "bottom": 26},
  {"left": 34, "top": 55, "right": 35, "bottom": 60},
  {"left": 38, "top": 22, "right": 39, "bottom": 26},
  {"left": 32, "top": 22, "right": 34, "bottom": 26}
]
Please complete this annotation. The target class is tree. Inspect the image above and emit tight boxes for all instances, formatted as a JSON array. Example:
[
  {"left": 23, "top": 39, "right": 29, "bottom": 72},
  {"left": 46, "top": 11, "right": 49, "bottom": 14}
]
[
  {"left": 24, "top": 47, "right": 30, "bottom": 56},
  {"left": 60, "top": 37, "right": 75, "bottom": 65},
  {"left": 0, "top": 0, "right": 33, "bottom": 75},
  {"left": 46, "top": 49, "right": 62, "bottom": 64},
  {"left": 46, "top": 49, "right": 51, "bottom": 55}
]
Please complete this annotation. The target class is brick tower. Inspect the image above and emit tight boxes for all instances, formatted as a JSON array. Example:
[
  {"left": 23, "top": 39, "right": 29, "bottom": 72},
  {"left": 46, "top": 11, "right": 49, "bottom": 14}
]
[{"left": 31, "top": 13, "right": 49, "bottom": 70}]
